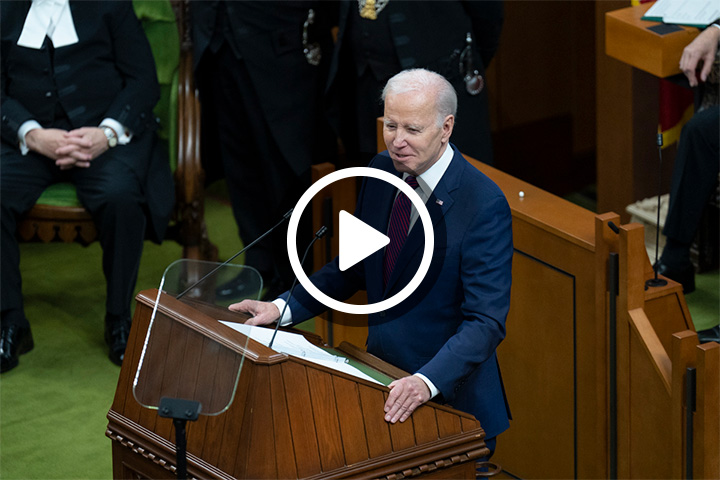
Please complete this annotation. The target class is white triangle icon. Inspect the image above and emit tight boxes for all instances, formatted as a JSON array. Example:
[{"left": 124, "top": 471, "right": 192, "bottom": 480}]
[{"left": 338, "top": 210, "right": 390, "bottom": 271}]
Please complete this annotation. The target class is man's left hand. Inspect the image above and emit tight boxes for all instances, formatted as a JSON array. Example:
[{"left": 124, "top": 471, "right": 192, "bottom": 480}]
[{"left": 384, "top": 375, "right": 431, "bottom": 423}]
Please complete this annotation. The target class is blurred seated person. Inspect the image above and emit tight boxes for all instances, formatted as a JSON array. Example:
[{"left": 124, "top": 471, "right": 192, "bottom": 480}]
[
  {"left": 1, "top": 0, "right": 174, "bottom": 372},
  {"left": 325, "top": 0, "right": 503, "bottom": 168},
  {"left": 656, "top": 22, "right": 719, "bottom": 342}
]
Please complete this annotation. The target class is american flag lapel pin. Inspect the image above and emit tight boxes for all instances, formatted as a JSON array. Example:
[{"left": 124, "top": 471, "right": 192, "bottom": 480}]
[{"left": 436, "top": 199, "right": 443, "bottom": 206}]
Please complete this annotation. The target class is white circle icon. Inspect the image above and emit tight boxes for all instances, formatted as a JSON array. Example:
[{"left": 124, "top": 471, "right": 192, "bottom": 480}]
[{"left": 287, "top": 167, "right": 434, "bottom": 315}]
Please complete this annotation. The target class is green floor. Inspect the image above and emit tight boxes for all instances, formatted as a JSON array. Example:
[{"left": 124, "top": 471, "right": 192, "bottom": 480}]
[
  {"left": 0, "top": 185, "right": 717, "bottom": 479},
  {"left": 0, "top": 190, "right": 243, "bottom": 479}
]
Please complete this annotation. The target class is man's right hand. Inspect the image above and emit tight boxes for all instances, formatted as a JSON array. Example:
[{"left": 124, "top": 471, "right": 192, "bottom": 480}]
[
  {"left": 229, "top": 300, "right": 281, "bottom": 326},
  {"left": 25, "top": 128, "right": 69, "bottom": 160}
]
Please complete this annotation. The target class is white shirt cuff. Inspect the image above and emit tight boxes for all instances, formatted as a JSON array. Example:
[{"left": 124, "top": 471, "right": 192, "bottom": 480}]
[
  {"left": 413, "top": 372, "right": 439, "bottom": 399},
  {"left": 271, "top": 298, "right": 293, "bottom": 326},
  {"left": 18, "top": 120, "right": 42, "bottom": 155},
  {"left": 100, "top": 118, "right": 131, "bottom": 144}
]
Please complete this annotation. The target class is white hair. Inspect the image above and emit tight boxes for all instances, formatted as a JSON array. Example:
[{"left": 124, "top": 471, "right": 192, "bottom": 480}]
[{"left": 381, "top": 68, "right": 457, "bottom": 127}]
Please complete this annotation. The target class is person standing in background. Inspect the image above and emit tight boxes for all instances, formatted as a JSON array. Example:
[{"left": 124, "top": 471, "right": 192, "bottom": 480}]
[
  {"left": 326, "top": 0, "right": 503, "bottom": 168},
  {"left": 191, "top": 1, "right": 338, "bottom": 300}
]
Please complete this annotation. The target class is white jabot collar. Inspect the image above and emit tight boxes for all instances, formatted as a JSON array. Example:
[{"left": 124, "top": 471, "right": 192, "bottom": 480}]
[{"left": 17, "top": 0, "right": 79, "bottom": 49}]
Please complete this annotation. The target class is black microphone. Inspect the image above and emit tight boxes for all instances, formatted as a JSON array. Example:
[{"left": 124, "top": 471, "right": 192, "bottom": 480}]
[
  {"left": 268, "top": 226, "right": 328, "bottom": 349},
  {"left": 647, "top": 133, "right": 668, "bottom": 288},
  {"left": 176, "top": 209, "right": 294, "bottom": 299}
]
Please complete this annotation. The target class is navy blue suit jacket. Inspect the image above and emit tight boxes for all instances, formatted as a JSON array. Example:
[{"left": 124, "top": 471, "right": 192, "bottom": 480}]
[{"left": 287, "top": 145, "right": 513, "bottom": 438}]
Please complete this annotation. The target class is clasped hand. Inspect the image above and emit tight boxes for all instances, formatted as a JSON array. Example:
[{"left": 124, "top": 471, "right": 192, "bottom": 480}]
[
  {"left": 26, "top": 127, "right": 109, "bottom": 170},
  {"left": 228, "top": 299, "right": 431, "bottom": 423}
]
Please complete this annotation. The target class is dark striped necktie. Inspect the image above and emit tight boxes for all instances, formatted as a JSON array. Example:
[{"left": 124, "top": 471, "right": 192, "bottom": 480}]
[{"left": 383, "top": 175, "right": 419, "bottom": 287}]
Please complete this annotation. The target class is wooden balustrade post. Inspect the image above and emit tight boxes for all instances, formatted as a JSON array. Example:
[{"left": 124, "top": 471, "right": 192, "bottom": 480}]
[
  {"left": 671, "top": 331, "right": 700, "bottom": 478},
  {"left": 694, "top": 342, "right": 720, "bottom": 479}
]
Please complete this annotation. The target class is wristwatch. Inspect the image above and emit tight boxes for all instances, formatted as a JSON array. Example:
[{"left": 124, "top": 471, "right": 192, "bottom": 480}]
[{"left": 101, "top": 126, "right": 118, "bottom": 148}]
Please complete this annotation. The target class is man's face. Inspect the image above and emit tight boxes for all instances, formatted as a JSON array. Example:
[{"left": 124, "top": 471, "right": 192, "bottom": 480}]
[{"left": 383, "top": 91, "right": 454, "bottom": 176}]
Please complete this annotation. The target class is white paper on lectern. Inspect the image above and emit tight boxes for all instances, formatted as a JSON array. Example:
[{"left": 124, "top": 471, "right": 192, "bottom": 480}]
[
  {"left": 220, "top": 321, "right": 382, "bottom": 385},
  {"left": 644, "top": 0, "right": 720, "bottom": 27},
  {"left": 644, "top": 0, "right": 676, "bottom": 20}
]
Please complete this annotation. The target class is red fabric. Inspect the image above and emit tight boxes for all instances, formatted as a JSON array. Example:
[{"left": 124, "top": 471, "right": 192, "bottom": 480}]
[{"left": 658, "top": 79, "right": 694, "bottom": 147}]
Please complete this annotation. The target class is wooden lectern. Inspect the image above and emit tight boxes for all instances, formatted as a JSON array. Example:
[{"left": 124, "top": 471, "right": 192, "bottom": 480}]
[{"left": 106, "top": 290, "right": 489, "bottom": 479}]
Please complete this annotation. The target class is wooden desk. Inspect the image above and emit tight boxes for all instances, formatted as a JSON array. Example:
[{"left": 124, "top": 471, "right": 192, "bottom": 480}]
[
  {"left": 596, "top": 2, "right": 699, "bottom": 221},
  {"left": 606, "top": 4, "right": 699, "bottom": 78}
]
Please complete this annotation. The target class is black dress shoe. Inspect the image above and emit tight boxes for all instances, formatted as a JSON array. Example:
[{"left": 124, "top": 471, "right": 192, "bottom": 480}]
[
  {"left": 655, "top": 259, "right": 696, "bottom": 294},
  {"left": 0, "top": 325, "right": 34, "bottom": 373},
  {"left": 215, "top": 268, "right": 264, "bottom": 301},
  {"left": 698, "top": 325, "right": 720, "bottom": 344},
  {"left": 261, "top": 276, "right": 289, "bottom": 302},
  {"left": 105, "top": 316, "right": 131, "bottom": 366}
]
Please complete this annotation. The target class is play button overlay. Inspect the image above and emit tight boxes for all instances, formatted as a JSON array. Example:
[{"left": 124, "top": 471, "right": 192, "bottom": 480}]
[
  {"left": 338, "top": 210, "right": 389, "bottom": 271},
  {"left": 287, "top": 167, "right": 434, "bottom": 315}
]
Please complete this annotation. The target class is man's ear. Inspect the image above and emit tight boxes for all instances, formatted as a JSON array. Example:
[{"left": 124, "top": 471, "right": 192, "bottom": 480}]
[{"left": 441, "top": 115, "right": 454, "bottom": 143}]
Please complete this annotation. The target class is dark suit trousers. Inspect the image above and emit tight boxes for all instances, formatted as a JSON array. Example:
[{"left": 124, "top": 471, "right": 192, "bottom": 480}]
[
  {"left": 662, "top": 106, "right": 720, "bottom": 245},
  {"left": 197, "top": 43, "right": 309, "bottom": 284},
  {"left": 1, "top": 139, "right": 148, "bottom": 327}
]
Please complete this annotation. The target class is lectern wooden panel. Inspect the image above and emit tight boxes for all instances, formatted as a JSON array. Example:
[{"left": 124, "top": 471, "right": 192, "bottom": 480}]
[{"left": 106, "top": 290, "right": 489, "bottom": 479}]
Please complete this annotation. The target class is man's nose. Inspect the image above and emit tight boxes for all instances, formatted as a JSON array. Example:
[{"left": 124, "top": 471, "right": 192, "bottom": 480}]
[{"left": 393, "top": 129, "right": 408, "bottom": 146}]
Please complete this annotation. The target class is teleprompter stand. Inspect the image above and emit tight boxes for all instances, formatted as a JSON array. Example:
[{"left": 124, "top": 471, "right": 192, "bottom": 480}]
[{"left": 158, "top": 397, "right": 201, "bottom": 480}]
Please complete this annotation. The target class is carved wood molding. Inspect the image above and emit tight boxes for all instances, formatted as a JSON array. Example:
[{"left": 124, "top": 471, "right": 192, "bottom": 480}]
[
  {"left": 107, "top": 409, "right": 486, "bottom": 480},
  {"left": 18, "top": 212, "right": 97, "bottom": 245},
  {"left": 107, "top": 409, "right": 233, "bottom": 480}
]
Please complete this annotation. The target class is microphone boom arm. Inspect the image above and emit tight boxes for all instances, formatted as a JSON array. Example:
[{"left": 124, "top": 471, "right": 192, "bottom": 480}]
[{"left": 176, "top": 209, "right": 294, "bottom": 300}]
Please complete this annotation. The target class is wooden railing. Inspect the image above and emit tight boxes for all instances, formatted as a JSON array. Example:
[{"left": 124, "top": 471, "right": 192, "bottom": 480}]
[{"left": 309, "top": 155, "right": 719, "bottom": 479}]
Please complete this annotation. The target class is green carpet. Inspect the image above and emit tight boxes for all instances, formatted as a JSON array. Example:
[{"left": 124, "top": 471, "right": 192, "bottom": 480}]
[
  {"left": 0, "top": 190, "right": 242, "bottom": 479},
  {"left": 689, "top": 270, "right": 720, "bottom": 331},
  {"left": 1, "top": 184, "right": 717, "bottom": 479}
]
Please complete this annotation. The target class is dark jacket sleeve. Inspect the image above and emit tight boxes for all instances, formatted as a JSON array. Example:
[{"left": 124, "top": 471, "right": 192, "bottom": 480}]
[
  {"left": 0, "top": 2, "right": 34, "bottom": 145},
  {"left": 102, "top": 0, "right": 160, "bottom": 135}
]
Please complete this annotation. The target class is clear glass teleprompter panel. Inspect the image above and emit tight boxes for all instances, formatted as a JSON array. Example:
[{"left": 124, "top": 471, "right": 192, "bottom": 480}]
[{"left": 132, "top": 260, "right": 262, "bottom": 415}]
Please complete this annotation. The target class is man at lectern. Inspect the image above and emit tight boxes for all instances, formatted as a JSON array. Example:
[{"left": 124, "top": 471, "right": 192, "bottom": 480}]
[{"left": 230, "top": 69, "right": 513, "bottom": 459}]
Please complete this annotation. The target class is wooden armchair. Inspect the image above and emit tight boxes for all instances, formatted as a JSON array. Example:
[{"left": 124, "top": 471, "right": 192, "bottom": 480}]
[{"left": 17, "top": 0, "right": 216, "bottom": 262}]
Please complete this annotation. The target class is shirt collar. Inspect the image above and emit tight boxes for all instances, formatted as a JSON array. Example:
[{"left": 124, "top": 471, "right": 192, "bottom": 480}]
[{"left": 403, "top": 143, "right": 454, "bottom": 197}]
